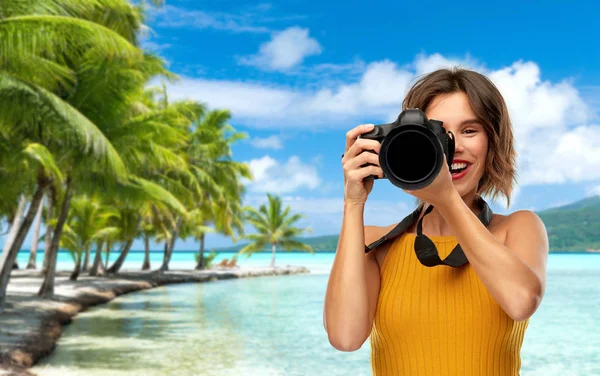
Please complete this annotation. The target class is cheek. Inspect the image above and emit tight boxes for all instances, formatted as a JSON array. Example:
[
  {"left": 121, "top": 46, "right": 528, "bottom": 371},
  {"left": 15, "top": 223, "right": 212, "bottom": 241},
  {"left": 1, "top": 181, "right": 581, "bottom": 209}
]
[
  {"left": 474, "top": 137, "right": 489, "bottom": 174},
  {"left": 464, "top": 136, "right": 488, "bottom": 174},
  {"left": 462, "top": 136, "right": 488, "bottom": 158},
  {"left": 470, "top": 134, "right": 488, "bottom": 159}
]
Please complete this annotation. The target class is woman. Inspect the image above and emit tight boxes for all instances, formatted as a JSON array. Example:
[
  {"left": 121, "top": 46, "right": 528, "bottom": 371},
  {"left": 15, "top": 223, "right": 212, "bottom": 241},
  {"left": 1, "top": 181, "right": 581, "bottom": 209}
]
[{"left": 324, "top": 67, "right": 549, "bottom": 375}]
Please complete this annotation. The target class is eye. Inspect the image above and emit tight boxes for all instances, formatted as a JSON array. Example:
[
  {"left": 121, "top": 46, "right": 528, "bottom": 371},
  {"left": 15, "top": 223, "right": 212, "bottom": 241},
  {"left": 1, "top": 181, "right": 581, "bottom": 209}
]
[{"left": 463, "top": 129, "right": 477, "bottom": 135}]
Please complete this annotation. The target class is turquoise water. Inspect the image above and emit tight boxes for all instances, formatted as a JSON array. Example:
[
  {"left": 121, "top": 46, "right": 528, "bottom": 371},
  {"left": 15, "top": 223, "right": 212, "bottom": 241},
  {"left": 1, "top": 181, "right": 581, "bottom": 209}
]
[
  {"left": 16, "top": 250, "right": 336, "bottom": 274},
  {"left": 16, "top": 250, "right": 600, "bottom": 274},
  {"left": 28, "top": 253, "right": 600, "bottom": 376}
]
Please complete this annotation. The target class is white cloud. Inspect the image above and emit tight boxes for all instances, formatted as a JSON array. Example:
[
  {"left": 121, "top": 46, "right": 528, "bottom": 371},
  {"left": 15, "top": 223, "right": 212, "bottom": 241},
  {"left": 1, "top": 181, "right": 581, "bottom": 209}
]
[
  {"left": 304, "top": 60, "right": 413, "bottom": 112},
  {"left": 244, "top": 155, "right": 320, "bottom": 193},
  {"left": 489, "top": 61, "right": 590, "bottom": 138},
  {"left": 163, "top": 59, "right": 414, "bottom": 127},
  {"left": 165, "top": 79, "right": 297, "bottom": 121},
  {"left": 586, "top": 185, "right": 600, "bottom": 197},
  {"left": 164, "top": 53, "right": 597, "bottom": 188},
  {"left": 413, "top": 52, "right": 483, "bottom": 76},
  {"left": 150, "top": 5, "right": 270, "bottom": 33},
  {"left": 518, "top": 124, "right": 600, "bottom": 185},
  {"left": 239, "top": 27, "right": 322, "bottom": 70},
  {"left": 250, "top": 135, "right": 283, "bottom": 149},
  {"left": 140, "top": 40, "right": 172, "bottom": 53}
]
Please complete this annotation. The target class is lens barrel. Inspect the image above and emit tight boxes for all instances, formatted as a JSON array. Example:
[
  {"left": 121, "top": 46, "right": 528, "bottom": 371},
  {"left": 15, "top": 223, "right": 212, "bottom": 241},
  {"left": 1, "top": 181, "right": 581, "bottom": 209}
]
[
  {"left": 380, "top": 124, "right": 446, "bottom": 190},
  {"left": 360, "top": 109, "right": 454, "bottom": 190}
]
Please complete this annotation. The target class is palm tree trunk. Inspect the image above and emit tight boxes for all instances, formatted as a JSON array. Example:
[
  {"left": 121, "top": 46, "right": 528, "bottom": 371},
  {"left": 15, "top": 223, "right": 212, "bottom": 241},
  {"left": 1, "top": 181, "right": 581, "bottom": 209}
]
[
  {"left": 141, "top": 233, "right": 150, "bottom": 270},
  {"left": 82, "top": 242, "right": 92, "bottom": 272},
  {"left": 1, "top": 199, "right": 23, "bottom": 272},
  {"left": 270, "top": 243, "right": 277, "bottom": 268},
  {"left": 159, "top": 217, "right": 182, "bottom": 272},
  {"left": 0, "top": 182, "right": 49, "bottom": 311},
  {"left": 1, "top": 196, "right": 27, "bottom": 256},
  {"left": 195, "top": 234, "right": 206, "bottom": 270},
  {"left": 104, "top": 243, "right": 111, "bottom": 271},
  {"left": 39, "top": 177, "right": 73, "bottom": 298},
  {"left": 107, "top": 237, "right": 135, "bottom": 274},
  {"left": 42, "top": 185, "right": 56, "bottom": 274},
  {"left": 107, "top": 217, "right": 141, "bottom": 274},
  {"left": 89, "top": 240, "right": 105, "bottom": 276},
  {"left": 157, "top": 240, "right": 167, "bottom": 271},
  {"left": 27, "top": 194, "right": 45, "bottom": 269},
  {"left": 70, "top": 253, "right": 82, "bottom": 281}
]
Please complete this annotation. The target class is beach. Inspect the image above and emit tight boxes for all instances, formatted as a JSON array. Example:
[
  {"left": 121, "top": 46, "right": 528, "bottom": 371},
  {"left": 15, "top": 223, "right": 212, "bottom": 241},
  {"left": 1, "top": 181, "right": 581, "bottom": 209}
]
[{"left": 0, "top": 266, "right": 309, "bottom": 376}]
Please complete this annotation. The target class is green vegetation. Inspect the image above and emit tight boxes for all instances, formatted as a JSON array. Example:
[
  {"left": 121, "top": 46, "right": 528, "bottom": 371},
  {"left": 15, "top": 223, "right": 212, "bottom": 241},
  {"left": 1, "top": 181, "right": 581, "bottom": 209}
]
[
  {"left": 537, "top": 196, "right": 600, "bottom": 252},
  {"left": 194, "top": 250, "right": 218, "bottom": 269},
  {"left": 213, "top": 196, "right": 600, "bottom": 253},
  {"left": 0, "top": 0, "right": 309, "bottom": 313},
  {"left": 240, "top": 193, "right": 313, "bottom": 267},
  {"left": 0, "top": 0, "right": 596, "bottom": 315},
  {"left": 215, "top": 234, "right": 338, "bottom": 253}
]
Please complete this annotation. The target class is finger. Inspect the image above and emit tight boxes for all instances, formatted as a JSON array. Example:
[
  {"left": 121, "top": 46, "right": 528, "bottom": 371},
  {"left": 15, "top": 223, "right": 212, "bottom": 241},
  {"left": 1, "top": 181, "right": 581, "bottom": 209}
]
[
  {"left": 356, "top": 165, "right": 384, "bottom": 180},
  {"left": 344, "top": 149, "right": 380, "bottom": 172},
  {"left": 345, "top": 138, "right": 382, "bottom": 160},
  {"left": 345, "top": 124, "right": 374, "bottom": 151},
  {"left": 348, "top": 165, "right": 384, "bottom": 182}
]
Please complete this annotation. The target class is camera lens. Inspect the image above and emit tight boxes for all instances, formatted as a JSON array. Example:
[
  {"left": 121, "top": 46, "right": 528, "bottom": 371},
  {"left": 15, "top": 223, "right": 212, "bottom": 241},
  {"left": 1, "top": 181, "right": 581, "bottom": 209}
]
[{"left": 384, "top": 130, "right": 437, "bottom": 184}]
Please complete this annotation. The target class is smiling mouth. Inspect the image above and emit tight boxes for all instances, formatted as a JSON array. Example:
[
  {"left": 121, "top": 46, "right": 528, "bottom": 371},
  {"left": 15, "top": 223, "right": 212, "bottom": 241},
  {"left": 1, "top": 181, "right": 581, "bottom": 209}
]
[{"left": 450, "top": 162, "right": 471, "bottom": 174}]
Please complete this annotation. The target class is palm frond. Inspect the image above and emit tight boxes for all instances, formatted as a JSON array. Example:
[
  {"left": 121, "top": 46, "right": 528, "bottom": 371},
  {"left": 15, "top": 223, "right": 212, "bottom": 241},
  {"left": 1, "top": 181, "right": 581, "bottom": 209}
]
[
  {"left": 22, "top": 142, "right": 64, "bottom": 184},
  {"left": 0, "top": 15, "right": 143, "bottom": 81},
  {"left": 0, "top": 72, "right": 128, "bottom": 180}
]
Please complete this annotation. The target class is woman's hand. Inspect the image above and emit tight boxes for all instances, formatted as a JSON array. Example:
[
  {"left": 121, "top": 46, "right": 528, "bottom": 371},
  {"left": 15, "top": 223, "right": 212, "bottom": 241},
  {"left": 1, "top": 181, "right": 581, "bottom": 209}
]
[
  {"left": 403, "top": 155, "right": 458, "bottom": 208},
  {"left": 342, "top": 124, "right": 384, "bottom": 206}
]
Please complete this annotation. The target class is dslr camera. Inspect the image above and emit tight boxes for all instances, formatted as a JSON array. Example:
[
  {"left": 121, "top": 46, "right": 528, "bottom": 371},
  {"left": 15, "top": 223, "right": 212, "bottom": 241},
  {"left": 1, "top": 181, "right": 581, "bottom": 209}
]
[{"left": 359, "top": 108, "right": 455, "bottom": 190}]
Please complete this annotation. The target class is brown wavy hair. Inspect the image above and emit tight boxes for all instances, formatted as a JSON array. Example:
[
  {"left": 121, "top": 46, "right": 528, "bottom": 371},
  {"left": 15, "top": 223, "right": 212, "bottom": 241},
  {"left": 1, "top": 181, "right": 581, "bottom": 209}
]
[{"left": 402, "top": 67, "right": 517, "bottom": 207}]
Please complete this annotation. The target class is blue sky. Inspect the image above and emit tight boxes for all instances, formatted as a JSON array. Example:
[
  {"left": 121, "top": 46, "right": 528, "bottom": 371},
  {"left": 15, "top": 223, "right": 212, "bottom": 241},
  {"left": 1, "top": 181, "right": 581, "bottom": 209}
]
[{"left": 8, "top": 0, "right": 600, "bottom": 252}]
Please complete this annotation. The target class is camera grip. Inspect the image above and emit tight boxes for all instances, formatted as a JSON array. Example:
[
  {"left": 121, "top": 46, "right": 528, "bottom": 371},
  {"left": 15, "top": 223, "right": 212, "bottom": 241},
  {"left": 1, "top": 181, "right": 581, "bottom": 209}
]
[{"left": 359, "top": 149, "right": 380, "bottom": 181}]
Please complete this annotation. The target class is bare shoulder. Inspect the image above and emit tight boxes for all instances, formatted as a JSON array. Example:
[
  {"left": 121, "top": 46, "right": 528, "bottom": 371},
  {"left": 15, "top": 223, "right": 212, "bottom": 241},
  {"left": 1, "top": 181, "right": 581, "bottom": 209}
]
[
  {"left": 364, "top": 225, "right": 396, "bottom": 245},
  {"left": 501, "top": 209, "right": 549, "bottom": 279},
  {"left": 486, "top": 210, "right": 546, "bottom": 244},
  {"left": 503, "top": 210, "right": 548, "bottom": 241},
  {"left": 505, "top": 209, "right": 545, "bottom": 225},
  {"left": 364, "top": 224, "right": 398, "bottom": 272}
]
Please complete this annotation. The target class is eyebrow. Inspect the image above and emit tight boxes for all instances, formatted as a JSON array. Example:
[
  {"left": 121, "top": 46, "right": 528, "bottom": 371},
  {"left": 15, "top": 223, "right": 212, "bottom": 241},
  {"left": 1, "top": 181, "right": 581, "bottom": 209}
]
[{"left": 459, "top": 119, "right": 482, "bottom": 126}]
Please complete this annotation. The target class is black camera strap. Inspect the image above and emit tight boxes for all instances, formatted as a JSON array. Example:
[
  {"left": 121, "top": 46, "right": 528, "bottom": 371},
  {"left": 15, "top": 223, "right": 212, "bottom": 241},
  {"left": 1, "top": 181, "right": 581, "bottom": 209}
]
[{"left": 364, "top": 197, "right": 493, "bottom": 267}]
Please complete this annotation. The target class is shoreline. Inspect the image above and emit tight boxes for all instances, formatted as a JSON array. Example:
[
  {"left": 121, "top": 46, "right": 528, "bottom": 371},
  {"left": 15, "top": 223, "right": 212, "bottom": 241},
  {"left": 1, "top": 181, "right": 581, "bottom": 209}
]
[{"left": 0, "top": 266, "right": 310, "bottom": 376}]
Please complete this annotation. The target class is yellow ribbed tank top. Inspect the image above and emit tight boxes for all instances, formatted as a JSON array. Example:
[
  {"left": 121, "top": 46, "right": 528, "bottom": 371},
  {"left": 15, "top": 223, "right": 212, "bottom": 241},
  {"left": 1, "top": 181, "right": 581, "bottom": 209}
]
[{"left": 370, "top": 232, "right": 529, "bottom": 376}]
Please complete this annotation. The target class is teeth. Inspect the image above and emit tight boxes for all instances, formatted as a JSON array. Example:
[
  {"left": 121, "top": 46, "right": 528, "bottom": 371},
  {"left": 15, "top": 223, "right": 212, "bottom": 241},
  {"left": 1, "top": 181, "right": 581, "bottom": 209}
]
[{"left": 451, "top": 162, "right": 468, "bottom": 170}]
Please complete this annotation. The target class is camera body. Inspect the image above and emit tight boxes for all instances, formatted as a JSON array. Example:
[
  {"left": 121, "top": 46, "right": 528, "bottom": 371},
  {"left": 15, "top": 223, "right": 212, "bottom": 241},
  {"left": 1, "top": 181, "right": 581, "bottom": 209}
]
[{"left": 359, "top": 108, "right": 455, "bottom": 190}]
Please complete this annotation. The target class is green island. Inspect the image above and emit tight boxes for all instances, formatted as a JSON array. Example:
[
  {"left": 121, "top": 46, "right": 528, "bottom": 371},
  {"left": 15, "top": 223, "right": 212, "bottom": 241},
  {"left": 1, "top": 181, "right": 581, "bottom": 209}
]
[{"left": 213, "top": 196, "right": 600, "bottom": 253}]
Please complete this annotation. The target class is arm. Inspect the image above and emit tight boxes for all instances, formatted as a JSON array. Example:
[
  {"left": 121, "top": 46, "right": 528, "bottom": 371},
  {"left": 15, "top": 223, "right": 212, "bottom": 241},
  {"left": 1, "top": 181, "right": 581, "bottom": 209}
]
[
  {"left": 323, "top": 202, "right": 383, "bottom": 352},
  {"left": 325, "top": 122, "right": 387, "bottom": 351},
  {"left": 436, "top": 190, "right": 549, "bottom": 321}
]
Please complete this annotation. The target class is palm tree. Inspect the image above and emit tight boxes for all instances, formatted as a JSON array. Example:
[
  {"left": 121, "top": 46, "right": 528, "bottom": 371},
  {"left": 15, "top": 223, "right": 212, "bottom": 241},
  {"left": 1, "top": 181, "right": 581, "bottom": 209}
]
[
  {"left": 187, "top": 109, "right": 252, "bottom": 269},
  {"left": 240, "top": 193, "right": 314, "bottom": 268},
  {"left": 0, "top": 144, "right": 61, "bottom": 310},
  {"left": 56, "top": 195, "right": 119, "bottom": 280},
  {"left": 0, "top": 0, "right": 254, "bottom": 306},
  {"left": 0, "top": 4, "right": 144, "bottom": 303},
  {"left": 179, "top": 208, "right": 214, "bottom": 270}
]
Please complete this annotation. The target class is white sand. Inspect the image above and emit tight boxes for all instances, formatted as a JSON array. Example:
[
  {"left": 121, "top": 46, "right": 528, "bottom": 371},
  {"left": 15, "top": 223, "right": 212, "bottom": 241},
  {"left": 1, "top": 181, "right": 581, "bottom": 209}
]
[{"left": 0, "top": 266, "right": 309, "bottom": 375}]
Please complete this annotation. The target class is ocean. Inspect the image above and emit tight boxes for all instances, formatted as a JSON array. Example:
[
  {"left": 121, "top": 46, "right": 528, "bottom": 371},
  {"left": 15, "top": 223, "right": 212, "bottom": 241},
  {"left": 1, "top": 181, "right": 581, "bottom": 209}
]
[{"left": 18, "top": 251, "right": 600, "bottom": 376}]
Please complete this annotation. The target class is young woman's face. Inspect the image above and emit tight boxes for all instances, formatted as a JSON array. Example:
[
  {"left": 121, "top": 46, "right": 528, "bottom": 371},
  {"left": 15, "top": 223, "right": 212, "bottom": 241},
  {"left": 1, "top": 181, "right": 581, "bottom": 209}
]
[{"left": 425, "top": 92, "right": 489, "bottom": 198}]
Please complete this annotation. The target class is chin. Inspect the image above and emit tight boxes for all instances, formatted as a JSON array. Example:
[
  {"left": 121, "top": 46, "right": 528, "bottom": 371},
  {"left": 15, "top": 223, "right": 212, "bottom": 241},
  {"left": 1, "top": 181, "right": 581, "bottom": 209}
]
[{"left": 454, "top": 182, "right": 477, "bottom": 199}]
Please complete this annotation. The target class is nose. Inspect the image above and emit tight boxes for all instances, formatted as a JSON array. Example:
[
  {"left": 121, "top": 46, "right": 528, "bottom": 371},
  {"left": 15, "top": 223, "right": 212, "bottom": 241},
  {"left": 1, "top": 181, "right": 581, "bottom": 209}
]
[{"left": 450, "top": 131, "right": 465, "bottom": 154}]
